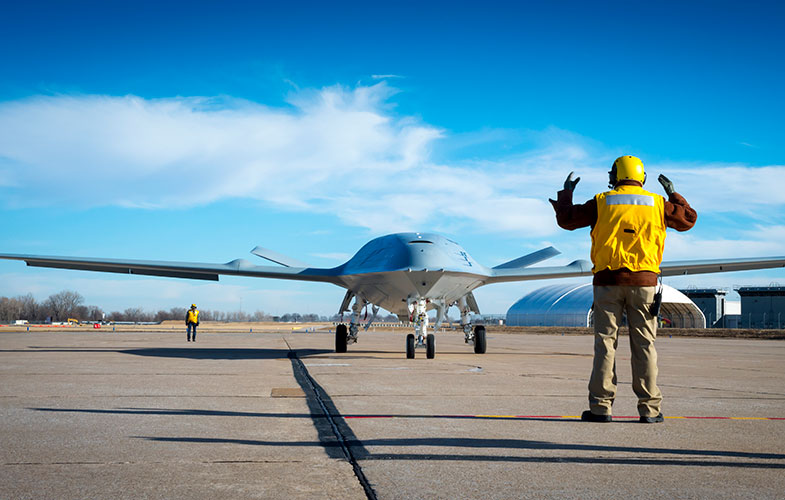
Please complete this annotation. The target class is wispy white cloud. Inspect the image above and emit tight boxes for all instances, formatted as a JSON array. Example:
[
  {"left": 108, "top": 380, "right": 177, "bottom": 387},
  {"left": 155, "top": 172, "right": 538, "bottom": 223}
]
[
  {"left": 664, "top": 225, "right": 785, "bottom": 260},
  {"left": 649, "top": 162, "right": 785, "bottom": 214},
  {"left": 371, "top": 74, "right": 404, "bottom": 79},
  {"left": 0, "top": 84, "right": 570, "bottom": 236},
  {"left": 1, "top": 84, "right": 784, "bottom": 241}
]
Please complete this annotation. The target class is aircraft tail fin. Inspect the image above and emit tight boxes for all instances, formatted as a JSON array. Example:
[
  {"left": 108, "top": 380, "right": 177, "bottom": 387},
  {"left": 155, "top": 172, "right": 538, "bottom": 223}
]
[
  {"left": 492, "top": 246, "right": 561, "bottom": 270},
  {"left": 251, "top": 246, "right": 308, "bottom": 268}
]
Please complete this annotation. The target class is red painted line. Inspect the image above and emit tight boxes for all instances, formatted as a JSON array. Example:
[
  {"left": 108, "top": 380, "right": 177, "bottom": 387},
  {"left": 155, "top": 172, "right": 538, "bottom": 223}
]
[
  {"left": 342, "top": 414, "right": 784, "bottom": 421},
  {"left": 515, "top": 415, "right": 569, "bottom": 419}
]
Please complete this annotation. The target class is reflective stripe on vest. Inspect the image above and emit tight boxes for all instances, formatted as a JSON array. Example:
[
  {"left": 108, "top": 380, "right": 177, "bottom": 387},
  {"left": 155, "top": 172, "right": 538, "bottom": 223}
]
[
  {"left": 605, "top": 194, "right": 655, "bottom": 206},
  {"left": 590, "top": 185, "right": 666, "bottom": 274}
]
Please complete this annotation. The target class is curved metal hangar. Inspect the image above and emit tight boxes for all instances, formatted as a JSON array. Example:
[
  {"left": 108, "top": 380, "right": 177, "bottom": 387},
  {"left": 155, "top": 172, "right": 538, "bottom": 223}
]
[{"left": 506, "top": 283, "right": 705, "bottom": 328}]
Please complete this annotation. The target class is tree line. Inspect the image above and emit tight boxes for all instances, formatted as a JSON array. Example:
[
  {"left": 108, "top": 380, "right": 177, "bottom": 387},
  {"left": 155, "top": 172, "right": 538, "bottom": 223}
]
[{"left": 0, "top": 290, "right": 400, "bottom": 323}]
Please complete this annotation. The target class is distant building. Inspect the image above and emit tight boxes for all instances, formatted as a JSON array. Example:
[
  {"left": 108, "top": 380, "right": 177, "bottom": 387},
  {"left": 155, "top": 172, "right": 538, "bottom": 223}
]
[
  {"left": 736, "top": 286, "right": 785, "bottom": 329},
  {"left": 679, "top": 288, "right": 736, "bottom": 328},
  {"left": 477, "top": 314, "right": 506, "bottom": 326},
  {"left": 724, "top": 301, "right": 741, "bottom": 329},
  {"left": 507, "top": 283, "right": 705, "bottom": 328}
]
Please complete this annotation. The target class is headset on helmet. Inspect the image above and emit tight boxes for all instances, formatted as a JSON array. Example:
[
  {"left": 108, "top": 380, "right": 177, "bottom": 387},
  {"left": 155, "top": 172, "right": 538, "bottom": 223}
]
[{"left": 608, "top": 155, "right": 646, "bottom": 188}]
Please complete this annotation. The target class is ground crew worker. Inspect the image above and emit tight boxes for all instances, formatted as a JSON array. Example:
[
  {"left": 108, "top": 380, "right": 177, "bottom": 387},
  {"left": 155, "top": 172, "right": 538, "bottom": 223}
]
[
  {"left": 186, "top": 304, "right": 199, "bottom": 342},
  {"left": 550, "top": 155, "right": 697, "bottom": 423}
]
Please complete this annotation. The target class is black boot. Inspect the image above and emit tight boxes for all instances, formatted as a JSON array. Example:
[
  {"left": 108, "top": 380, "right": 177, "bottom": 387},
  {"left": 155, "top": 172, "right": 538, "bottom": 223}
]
[
  {"left": 581, "top": 410, "right": 612, "bottom": 422},
  {"left": 639, "top": 413, "right": 664, "bottom": 423}
]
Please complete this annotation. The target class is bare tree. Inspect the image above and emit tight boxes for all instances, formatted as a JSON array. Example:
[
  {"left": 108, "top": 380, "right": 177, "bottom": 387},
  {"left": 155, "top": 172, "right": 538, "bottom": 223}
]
[
  {"left": 252, "top": 310, "right": 272, "bottom": 322},
  {"left": 2, "top": 291, "right": 351, "bottom": 325},
  {"left": 18, "top": 294, "right": 40, "bottom": 321},
  {"left": 122, "top": 307, "right": 149, "bottom": 323},
  {"left": 0, "top": 297, "right": 20, "bottom": 322},
  {"left": 44, "top": 290, "right": 84, "bottom": 321}
]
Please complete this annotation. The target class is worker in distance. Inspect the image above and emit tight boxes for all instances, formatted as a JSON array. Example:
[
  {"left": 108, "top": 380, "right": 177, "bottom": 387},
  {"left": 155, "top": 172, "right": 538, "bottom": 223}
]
[
  {"left": 550, "top": 155, "right": 697, "bottom": 423},
  {"left": 186, "top": 303, "right": 200, "bottom": 342}
]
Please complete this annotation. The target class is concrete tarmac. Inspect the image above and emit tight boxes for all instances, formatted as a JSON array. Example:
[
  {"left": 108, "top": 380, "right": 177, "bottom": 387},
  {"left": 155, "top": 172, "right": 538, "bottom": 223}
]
[{"left": 1, "top": 329, "right": 784, "bottom": 499}]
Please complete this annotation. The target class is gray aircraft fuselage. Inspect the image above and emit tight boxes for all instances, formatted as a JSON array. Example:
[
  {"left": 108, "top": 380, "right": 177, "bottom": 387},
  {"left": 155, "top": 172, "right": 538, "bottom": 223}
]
[{"left": 328, "top": 232, "right": 490, "bottom": 316}]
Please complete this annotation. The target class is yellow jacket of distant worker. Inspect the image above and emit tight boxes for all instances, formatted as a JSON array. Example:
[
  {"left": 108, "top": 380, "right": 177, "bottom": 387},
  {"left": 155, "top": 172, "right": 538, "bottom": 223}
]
[
  {"left": 187, "top": 309, "right": 199, "bottom": 324},
  {"left": 590, "top": 184, "right": 666, "bottom": 274}
]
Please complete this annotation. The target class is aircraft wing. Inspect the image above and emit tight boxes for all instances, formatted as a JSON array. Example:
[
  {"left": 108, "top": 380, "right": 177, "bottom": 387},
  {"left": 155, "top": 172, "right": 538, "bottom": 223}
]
[
  {"left": 487, "top": 256, "right": 785, "bottom": 284},
  {"left": 659, "top": 256, "right": 785, "bottom": 277},
  {"left": 486, "top": 260, "right": 593, "bottom": 284},
  {"left": 0, "top": 253, "right": 343, "bottom": 284}
]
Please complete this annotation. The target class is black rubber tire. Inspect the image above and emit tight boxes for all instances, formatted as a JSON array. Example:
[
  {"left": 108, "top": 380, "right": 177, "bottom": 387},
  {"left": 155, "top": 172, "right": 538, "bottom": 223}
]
[
  {"left": 335, "top": 324, "right": 348, "bottom": 353},
  {"left": 406, "top": 334, "right": 415, "bottom": 359},
  {"left": 474, "top": 325, "right": 486, "bottom": 354},
  {"left": 426, "top": 333, "right": 435, "bottom": 359}
]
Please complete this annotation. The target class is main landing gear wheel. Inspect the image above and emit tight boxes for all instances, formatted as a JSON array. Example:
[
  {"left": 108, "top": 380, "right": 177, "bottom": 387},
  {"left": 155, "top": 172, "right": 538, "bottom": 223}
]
[
  {"left": 473, "top": 325, "right": 486, "bottom": 354},
  {"left": 426, "top": 333, "right": 435, "bottom": 359},
  {"left": 406, "top": 334, "right": 415, "bottom": 359},
  {"left": 335, "top": 324, "right": 348, "bottom": 353}
]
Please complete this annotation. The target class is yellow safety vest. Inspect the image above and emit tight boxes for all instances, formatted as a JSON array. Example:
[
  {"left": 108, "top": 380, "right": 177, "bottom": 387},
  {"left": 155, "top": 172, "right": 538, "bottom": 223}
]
[
  {"left": 590, "top": 185, "right": 666, "bottom": 274},
  {"left": 187, "top": 309, "right": 199, "bottom": 323}
]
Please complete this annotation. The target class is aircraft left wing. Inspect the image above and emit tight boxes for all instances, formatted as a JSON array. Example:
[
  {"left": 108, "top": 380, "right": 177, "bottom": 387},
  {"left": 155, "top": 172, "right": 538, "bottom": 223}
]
[{"left": 0, "top": 254, "right": 343, "bottom": 284}]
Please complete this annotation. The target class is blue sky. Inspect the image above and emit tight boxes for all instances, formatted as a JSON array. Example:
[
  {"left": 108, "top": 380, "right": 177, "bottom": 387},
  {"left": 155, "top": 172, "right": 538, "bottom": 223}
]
[{"left": 1, "top": 1, "right": 784, "bottom": 315}]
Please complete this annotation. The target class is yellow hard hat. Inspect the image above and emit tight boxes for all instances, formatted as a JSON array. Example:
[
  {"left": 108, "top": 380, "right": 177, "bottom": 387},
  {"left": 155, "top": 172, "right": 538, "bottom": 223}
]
[
  {"left": 191, "top": 304, "right": 197, "bottom": 308},
  {"left": 609, "top": 155, "right": 646, "bottom": 186}
]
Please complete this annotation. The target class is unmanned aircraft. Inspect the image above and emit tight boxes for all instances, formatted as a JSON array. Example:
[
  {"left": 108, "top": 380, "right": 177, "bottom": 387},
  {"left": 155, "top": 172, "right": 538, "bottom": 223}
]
[{"left": 2, "top": 232, "right": 784, "bottom": 358}]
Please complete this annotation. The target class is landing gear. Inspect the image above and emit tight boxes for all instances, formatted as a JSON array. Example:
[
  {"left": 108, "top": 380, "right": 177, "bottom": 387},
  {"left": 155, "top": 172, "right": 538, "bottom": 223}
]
[
  {"left": 405, "top": 298, "right": 435, "bottom": 359},
  {"left": 335, "top": 294, "right": 365, "bottom": 353},
  {"left": 347, "top": 296, "right": 365, "bottom": 346},
  {"left": 335, "top": 324, "right": 347, "bottom": 353},
  {"left": 457, "top": 295, "right": 485, "bottom": 354},
  {"left": 473, "top": 325, "right": 486, "bottom": 354}
]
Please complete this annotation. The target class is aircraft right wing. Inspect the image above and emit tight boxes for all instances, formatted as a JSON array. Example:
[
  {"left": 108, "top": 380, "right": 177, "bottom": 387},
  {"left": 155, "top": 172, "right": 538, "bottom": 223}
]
[
  {"left": 492, "top": 246, "right": 561, "bottom": 270},
  {"left": 486, "top": 255, "right": 785, "bottom": 284},
  {"left": 0, "top": 253, "right": 344, "bottom": 285},
  {"left": 486, "top": 260, "right": 593, "bottom": 284},
  {"left": 660, "top": 256, "right": 785, "bottom": 277}
]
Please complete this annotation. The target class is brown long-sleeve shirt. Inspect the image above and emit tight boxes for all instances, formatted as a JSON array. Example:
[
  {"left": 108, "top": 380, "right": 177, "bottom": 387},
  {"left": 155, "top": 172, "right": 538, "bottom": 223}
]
[{"left": 552, "top": 181, "right": 698, "bottom": 286}]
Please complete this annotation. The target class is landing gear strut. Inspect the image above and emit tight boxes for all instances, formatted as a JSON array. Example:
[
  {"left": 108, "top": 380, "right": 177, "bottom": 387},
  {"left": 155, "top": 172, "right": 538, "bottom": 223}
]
[{"left": 405, "top": 298, "right": 435, "bottom": 359}]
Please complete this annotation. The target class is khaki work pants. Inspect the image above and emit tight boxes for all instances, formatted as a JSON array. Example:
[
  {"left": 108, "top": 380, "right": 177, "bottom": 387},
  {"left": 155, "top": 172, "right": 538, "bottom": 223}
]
[{"left": 589, "top": 285, "right": 662, "bottom": 418}]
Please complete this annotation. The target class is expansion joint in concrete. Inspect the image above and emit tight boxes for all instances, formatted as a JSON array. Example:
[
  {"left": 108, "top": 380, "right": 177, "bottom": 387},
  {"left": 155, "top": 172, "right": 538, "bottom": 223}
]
[{"left": 284, "top": 339, "right": 377, "bottom": 500}]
